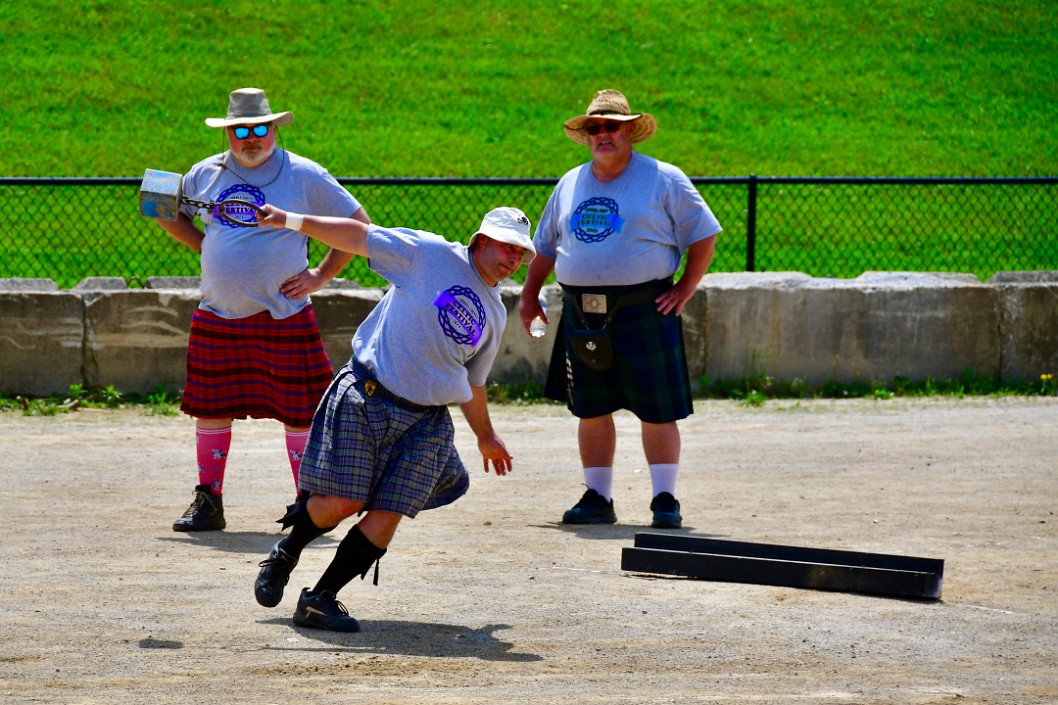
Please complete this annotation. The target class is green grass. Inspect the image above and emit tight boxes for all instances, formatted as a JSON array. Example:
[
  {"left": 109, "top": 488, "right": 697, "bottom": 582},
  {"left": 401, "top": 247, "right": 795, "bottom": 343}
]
[
  {"left": 701, "top": 369, "right": 1058, "bottom": 405},
  {"left": 1, "top": 0, "right": 1055, "bottom": 178},
  {"left": 1, "top": 1, "right": 1055, "bottom": 286},
  {"left": 0, "top": 383, "right": 181, "bottom": 416}
]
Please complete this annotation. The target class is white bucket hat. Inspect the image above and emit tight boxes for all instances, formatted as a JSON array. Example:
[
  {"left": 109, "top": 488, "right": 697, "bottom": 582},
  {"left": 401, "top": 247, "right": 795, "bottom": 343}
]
[
  {"left": 205, "top": 88, "right": 294, "bottom": 128},
  {"left": 468, "top": 207, "right": 536, "bottom": 264}
]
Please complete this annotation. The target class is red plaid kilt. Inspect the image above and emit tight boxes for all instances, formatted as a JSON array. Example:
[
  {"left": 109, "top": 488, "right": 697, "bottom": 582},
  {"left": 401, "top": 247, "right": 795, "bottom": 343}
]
[{"left": 180, "top": 306, "right": 334, "bottom": 427}]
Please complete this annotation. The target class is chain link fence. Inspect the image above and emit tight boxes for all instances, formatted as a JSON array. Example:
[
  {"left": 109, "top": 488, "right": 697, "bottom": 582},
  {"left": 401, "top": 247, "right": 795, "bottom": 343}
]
[{"left": 2, "top": 176, "right": 1054, "bottom": 288}]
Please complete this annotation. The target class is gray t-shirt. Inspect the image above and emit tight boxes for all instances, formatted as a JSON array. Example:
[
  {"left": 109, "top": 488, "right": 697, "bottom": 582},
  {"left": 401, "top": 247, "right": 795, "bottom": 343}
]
[
  {"left": 352, "top": 227, "right": 506, "bottom": 406},
  {"left": 179, "top": 149, "right": 361, "bottom": 319},
  {"left": 534, "top": 151, "right": 722, "bottom": 286}
]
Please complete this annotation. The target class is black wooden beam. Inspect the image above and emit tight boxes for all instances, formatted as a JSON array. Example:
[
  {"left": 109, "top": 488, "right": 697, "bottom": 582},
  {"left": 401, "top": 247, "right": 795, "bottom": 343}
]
[{"left": 621, "top": 533, "right": 943, "bottom": 600}]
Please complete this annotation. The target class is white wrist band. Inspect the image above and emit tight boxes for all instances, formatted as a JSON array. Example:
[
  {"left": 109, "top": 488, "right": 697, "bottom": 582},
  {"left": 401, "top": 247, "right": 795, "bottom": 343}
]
[{"left": 286, "top": 213, "right": 304, "bottom": 232}]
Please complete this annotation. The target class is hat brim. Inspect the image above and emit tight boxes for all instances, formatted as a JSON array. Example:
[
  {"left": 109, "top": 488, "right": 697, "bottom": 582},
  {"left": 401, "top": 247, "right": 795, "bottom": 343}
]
[
  {"left": 205, "top": 111, "right": 294, "bottom": 128},
  {"left": 563, "top": 113, "right": 656, "bottom": 146}
]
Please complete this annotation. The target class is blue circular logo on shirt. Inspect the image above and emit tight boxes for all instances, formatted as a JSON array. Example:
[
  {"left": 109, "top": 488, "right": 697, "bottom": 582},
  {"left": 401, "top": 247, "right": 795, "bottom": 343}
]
[
  {"left": 570, "top": 197, "right": 625, "bottom": 243},
  {"left": 433, "top": 285, "right": 486, "bottom": 347},
  {"left": 215, "top": 184, "right": 266, "bottom": 228}
]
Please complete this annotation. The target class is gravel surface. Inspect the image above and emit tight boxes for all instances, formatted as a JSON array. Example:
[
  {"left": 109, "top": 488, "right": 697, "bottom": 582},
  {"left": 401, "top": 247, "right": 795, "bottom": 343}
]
[{"left": 1, "top": 397, "right": 1056, "bottom": 704}]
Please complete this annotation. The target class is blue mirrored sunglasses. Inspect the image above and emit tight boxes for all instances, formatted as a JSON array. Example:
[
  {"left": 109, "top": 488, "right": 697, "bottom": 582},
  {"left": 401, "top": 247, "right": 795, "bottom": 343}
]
[{"left": 232, "top": 124, "right": 270, "bottom": 139}]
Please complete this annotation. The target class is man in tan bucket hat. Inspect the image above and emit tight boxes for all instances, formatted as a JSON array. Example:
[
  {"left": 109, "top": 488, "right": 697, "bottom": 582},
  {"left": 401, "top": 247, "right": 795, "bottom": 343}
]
[
  {"left": 153, "top": 87, "right": 371, "bottom": 534},
  {"left": 519, "top": 89, "right": 722, "bottom": 529}
]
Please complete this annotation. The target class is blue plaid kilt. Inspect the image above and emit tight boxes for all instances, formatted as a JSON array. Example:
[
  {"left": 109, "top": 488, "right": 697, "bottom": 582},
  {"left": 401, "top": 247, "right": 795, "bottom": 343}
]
[
  {"left": 544, "top": 279, "right": 693, "bottom": 424},
  {"left": 297, "top": 363, "right": 470, "bottom": 518}
]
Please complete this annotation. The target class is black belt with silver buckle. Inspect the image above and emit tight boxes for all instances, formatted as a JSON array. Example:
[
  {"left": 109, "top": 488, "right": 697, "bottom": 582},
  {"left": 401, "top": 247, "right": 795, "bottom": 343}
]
[
  {"left": 351, "top": 359, "right": 437, "bottom": 413},
  {"left": 560, "top": 277, "right": 673, "bottom": 320}
]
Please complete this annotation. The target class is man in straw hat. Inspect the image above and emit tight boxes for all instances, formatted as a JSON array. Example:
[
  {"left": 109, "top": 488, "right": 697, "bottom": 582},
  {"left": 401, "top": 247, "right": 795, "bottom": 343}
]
[
  {"left": 518, "top": 89, "right": 722, "bottom": 529},
  {"left": 250, "top": 204, "right": 533, "bottom": 631},
  {"left": 154, "top": 87, "right": 370, "bottom": 533}
]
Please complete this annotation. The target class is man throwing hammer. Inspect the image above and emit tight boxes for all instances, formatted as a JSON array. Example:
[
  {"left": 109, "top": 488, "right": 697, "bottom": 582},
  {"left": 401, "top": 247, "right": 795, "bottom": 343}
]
[{"left": 252, "top": 204, "right": 534, "bottom": 632}]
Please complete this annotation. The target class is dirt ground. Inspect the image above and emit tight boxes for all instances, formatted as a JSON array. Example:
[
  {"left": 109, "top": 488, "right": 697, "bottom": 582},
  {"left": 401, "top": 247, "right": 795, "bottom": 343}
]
[{"left": 1, "top": 397, "right": 1056, "bottom": 705}]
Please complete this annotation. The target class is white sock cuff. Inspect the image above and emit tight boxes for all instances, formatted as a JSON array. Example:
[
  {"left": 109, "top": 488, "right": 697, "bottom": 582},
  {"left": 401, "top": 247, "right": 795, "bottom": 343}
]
[
  {"left": 649, "top": 463, "right": 679, "bottom": 496},
  {"left": 582, "top": 466, "right": 614, "bottom": 501}
]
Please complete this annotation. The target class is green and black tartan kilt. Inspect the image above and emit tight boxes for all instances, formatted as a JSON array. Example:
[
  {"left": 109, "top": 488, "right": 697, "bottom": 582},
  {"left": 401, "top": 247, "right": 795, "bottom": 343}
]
[{"left": 544, "top": 279, "right": 693, "bottom": 424}]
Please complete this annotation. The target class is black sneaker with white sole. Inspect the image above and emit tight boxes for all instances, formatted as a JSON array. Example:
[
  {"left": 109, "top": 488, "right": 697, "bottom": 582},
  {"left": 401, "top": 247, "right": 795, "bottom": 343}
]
[{"left": 292, "top": 588, "right": 361, "bottom": 632}]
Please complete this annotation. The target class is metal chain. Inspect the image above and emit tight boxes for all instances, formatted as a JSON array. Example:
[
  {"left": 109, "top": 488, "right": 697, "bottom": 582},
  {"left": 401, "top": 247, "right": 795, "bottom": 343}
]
[
  {"left": 182, "top": 138, "right": 287, "bottom": 215},
  {"left": 180, "top": 196, "right": 216, "bottom": 210},
  {"left": 178, "top": 195, "right": 260, "bottom": 228}
]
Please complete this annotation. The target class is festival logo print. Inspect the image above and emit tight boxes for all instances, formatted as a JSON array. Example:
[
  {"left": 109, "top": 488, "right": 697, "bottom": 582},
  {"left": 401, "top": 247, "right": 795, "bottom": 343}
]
[
  {"left": 433, "top": 285, "right": 487, "bottom": 347},
  {"left": 214, "top": 184, "right": 266, "bottom": 228},
  {"left": 570, "top": 197, "right": 625, "bottom": 243}
]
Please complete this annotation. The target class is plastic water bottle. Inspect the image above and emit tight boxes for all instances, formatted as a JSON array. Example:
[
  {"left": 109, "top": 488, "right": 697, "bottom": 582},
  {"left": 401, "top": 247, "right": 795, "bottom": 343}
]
[{"left": 529, "top": 295, "right": 547, "bottom": 338}]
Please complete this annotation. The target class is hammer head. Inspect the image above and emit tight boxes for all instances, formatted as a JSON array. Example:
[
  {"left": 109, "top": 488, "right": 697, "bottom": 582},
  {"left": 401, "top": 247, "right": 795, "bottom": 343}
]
[{"left": 139, "top": 168, "right": 183, "bottom": 220}]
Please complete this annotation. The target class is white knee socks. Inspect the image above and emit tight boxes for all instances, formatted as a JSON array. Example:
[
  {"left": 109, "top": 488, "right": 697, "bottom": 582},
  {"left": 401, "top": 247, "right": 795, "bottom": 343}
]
[
  {"left": 649, "top": 463, "right": 679, "bottom": 497},
  {"left": 582, "top": 466, "right": 614, "bottom": 501},
  {"left": 584, "top": 464, "right": 679, "bottom": 500}
]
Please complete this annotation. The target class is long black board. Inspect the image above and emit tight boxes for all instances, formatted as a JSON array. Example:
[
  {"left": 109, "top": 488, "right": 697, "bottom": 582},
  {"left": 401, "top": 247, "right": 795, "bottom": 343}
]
[{"left": 621, "top": 533, "right": 943, "bottom": 600}]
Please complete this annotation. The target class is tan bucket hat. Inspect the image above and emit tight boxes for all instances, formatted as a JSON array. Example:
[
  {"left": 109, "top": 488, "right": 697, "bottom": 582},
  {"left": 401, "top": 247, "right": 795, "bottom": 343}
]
[
  {"left": 563, "top": 89, "right": 657, "bottom": 145},
  {"left": 204, "top": 88, "right": 294, "bottom": 128}
]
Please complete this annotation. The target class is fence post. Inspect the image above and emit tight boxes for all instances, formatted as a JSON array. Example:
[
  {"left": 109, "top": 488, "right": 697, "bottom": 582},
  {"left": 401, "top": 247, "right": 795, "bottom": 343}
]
[
  {"left": 746, "top": 174, "right": 758, "bottom": 272},
  {"left": 744, "top": 173, "right": 761, "bottom": 270}
]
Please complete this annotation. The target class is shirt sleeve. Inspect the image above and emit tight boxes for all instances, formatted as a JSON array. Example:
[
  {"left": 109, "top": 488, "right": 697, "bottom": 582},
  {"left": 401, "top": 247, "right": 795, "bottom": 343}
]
[
  {"left": 665, "top": 165, "right": 723, "bottom": 250},
  {"left": 533, "top": 182, "right": 565, "bottom": 260},
  {"left": 365, "top": 227, "right": 423, "bottom": 287},
  {"left": 306, "top": 164, "right": 362, "bottom": 218}
]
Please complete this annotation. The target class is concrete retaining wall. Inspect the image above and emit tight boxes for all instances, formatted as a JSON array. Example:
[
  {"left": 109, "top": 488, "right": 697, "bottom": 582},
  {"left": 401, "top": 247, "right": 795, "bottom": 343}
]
[{"left": 2, "top": 273, "right": 1055, "bottom": 396}]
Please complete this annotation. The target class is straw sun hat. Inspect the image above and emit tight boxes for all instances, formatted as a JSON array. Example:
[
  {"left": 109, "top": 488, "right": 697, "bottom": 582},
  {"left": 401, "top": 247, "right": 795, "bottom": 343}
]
[{"left": 563, "top": 89, "right": 657, "bottom": 146}]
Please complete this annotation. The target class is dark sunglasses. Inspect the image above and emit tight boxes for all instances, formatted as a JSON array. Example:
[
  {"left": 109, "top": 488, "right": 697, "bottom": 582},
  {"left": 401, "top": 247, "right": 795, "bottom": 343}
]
[
  {"left": 583, "top": 121, "right": 623, "bottom": 136},
  {"left": 232, "top": 124, "right": 270, "bottom": 139}
]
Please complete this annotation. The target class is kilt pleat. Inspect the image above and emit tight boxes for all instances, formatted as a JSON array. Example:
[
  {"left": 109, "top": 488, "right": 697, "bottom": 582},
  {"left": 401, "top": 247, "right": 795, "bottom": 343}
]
[
  {"left": 297, "top": 365, "right": 470, "bottom": 517},
  {"left": 545, "top": 282, "right": 693, "bottom": 424},
  {"left": 180, "top": 307, "right": 333, "bottom": 427}
]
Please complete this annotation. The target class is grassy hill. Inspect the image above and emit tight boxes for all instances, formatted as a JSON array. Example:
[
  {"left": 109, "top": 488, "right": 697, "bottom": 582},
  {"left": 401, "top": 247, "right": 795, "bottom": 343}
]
[{"left": 2, "top": 0, "right": 1055, "bottom": 178}]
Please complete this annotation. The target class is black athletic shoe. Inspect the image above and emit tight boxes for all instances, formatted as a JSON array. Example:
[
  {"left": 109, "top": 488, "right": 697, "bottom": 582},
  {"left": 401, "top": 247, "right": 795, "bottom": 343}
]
[
  {"left": 172, "top": 484, "right": 225, "bottom": 532},
  {"left": 292, "top": 588, "right": 361, "bottom": 632},
  {"left": 650, "top": 492, "right": 682, "bottom": 529},
  {"left": 255, "top": 541, "right": 299, "bottom": 607},
  {"left": 562, "top": 488, "right": 617, "bottom": 525}
]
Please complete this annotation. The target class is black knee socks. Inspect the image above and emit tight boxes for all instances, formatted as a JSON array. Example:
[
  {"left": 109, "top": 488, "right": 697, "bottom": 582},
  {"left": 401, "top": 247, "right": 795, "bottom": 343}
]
[
  {"left": 312, "top": 524, "right": 387, "bottom": 596},
  {"left": 276, "top": 494, "right": 334, "bottom": 559}
]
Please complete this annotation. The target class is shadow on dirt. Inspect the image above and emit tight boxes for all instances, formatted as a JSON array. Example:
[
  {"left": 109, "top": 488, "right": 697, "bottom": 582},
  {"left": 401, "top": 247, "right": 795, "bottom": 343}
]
[
  {"left": 156, "top": 531, "right": 337, "bottom": 553},
  {"left": 531, "top": 522, "right": 726, "bottom": 541},
  {"left": 257, "top": 618, "right": 542, "bottom": 661}
]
